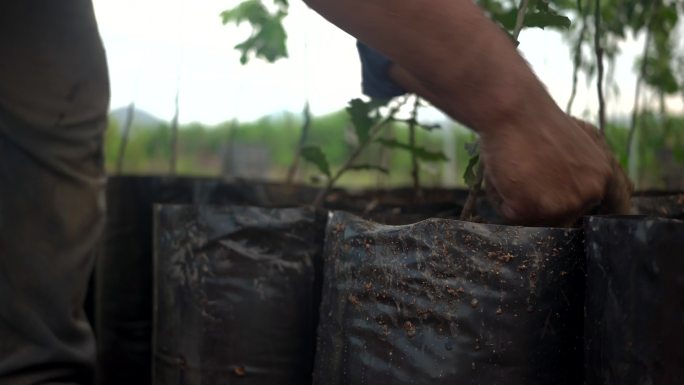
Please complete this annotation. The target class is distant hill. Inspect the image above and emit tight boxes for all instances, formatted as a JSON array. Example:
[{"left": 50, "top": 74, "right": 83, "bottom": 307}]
[{"left": 109, "top": 106, "right": 165, "bottom": 129}]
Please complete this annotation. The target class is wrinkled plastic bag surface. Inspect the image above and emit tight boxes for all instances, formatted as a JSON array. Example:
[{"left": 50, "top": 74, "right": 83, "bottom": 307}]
[
  {"left": 314, "top": 211, "right": 585, "bottom": 385},
  {"left": 97, "top": 176, "right": 477, "bottom": 385},
  {"left": 97, "top": 177, "right": 194, "bottom": 385},
  {"left": 97, "top": 176, "right": 323, "bottom": 385},
  {"left": 584, "top": 215, "right": 684, "bottom": 385},
  {"left": 153, "top": 205, "right": 326, "bottom": 385}
]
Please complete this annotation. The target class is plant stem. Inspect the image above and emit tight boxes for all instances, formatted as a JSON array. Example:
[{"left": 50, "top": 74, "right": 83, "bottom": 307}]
[
  {"left": 409, "top": 95, "right": 423, "bottom": 202},
  {"left": 312, "top": 98, "right": 407, "bottom": 207},
  {"left": 460, "top": 0, "right": 529, "bottom": 221},
  {"left": 512, "top": 0, "right": 529, "bottom": 40},
  {"left": 460, "top": 161, "right": 484, "bottom": 220},
  {"left": 566, "top": 0, "right": 587, "bottom": 114},
  {"left": 116, "top": 102, "right": 135, "bottom": 174},
  {"left": 594, "top": 0, "right": 606, "bottom": 133},
  {"left": 286, "top": 101, "right": 312, "bottom": 184},
  {"left": 626, "top": 15, "right": 653, "bottom": 163},
  {"left": 169, "top": 87, "right": 180, "bottom": 176}
]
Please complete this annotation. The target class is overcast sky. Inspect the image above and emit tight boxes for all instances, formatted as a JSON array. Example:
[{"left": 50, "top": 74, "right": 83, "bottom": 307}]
[{"left": 92, "top": 0, "right": 682, "bottom": 125}]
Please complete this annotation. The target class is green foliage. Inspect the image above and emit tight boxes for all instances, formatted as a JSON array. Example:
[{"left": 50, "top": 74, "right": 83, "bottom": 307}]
[
  {"left": 300, "top": 145, "right": 331, "bottom": 178},
  {"left": 464, "top": 140, "right": 480, "bottom": 157},
  {"left": 346, "top": 98, "right": 385, "bottom": 145},
  {"left": 376, "top": 138, "right": 449, "bottom": 162},
  {"left": 462, "top": 138, "right": 482, "bottom": 187},
  {"left": 640, "top": 3, "right": 680, "bottom": 94},
  {"left": 213, "top": 0, "right": 684, "bottom": 191},
  {"left": 563, "top": 0, "right": 682, "bottom": 98},
  {"left": 221, "top": 0, "right": 288, "bottom": 64},
  {"left": 492, "top": 8, "right": 571, "bottom": 31},
  {"left": 479, "top": 0, "right": 572, "bottom": 35},
  {"left": 104, "top": 110, "right": 684, "bottom": 189},
  {"left": 463, "top": 154, "right": 481, "bottom": 188}
]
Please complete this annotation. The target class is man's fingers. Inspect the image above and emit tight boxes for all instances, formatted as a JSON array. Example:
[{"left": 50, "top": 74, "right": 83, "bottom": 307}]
[{"left": 571, "top": 117, "right": 634, "bottom": 215}]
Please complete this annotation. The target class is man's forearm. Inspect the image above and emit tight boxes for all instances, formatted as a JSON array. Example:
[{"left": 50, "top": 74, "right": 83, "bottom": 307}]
[
  {"left": 308, "top": 0, "right": 621, "bottom": 225},
  {"left": 304, "top": 0, "right": 558, "bottom": 135}
]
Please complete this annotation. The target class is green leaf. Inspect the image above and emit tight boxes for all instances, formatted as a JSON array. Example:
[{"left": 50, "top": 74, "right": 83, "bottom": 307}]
[
  {"left": 493, "top": 8, "right": 571, "bottom": 32},
  {"left": 347, "top": 164, "right": 390, "bottom": 174},
  {"left": 367, "top": 98, "right": 391, "bottom": 110},
  {"left": 221, "top": 0, "right": 289, "bottom": 64},
  {"left": 534, "top": 0, "right": 550, "bottom": 12},
  {"left": 464, "top": 140, "right": 480, "bottom": 157},
  {"left": 221, "top": 0, "right": 267, "bottom": 26},
  {"left": 376, "top": 138, "right": 449, "bottom": 162},
  {"left": 463, "top": 154, "right": 481, "bottom": 188},
  {"left": 346, "top": 99, "right": 378, "bottom": 144},
  {"left": 300, "top": 146, "right": 331, "bottom": 178},
  {"left": 525, "top": 11, "right": 571, "bottom": 29}
]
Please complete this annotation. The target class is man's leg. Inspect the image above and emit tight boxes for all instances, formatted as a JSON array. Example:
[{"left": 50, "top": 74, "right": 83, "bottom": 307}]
[
  {"left": 0, "top": 122, "right": 105, "bottom": 385},
  {"left": 0, "top": 2, "right": 109, "bottom": 384}
]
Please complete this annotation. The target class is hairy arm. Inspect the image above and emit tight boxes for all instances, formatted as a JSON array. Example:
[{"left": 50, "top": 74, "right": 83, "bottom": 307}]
[{"left": 306, "top": 0, "right": 617, "bottom": 225}]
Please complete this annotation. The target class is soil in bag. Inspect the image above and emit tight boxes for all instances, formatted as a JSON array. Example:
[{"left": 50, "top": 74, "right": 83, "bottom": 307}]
[
  {"left": 584, "top": 215, "right": 684, "bottom": 385},
  {"left": 153, "top": 205, "right": 326, "bottom": 385},
  {"left": 324, "top": 188, "right": 470, "bottom": 212},
  {"left": 630, "top": 191, "right": 684, "bottom": 219},
  {"left": 192, "top": 179, "right": 323, "bottom": 207},
  {"left": 314, "top": 211, "right": 585, "bottom": 385}
]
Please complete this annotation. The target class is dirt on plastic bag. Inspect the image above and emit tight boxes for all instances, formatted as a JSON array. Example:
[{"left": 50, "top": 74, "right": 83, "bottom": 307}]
[
  {"left": 584, "top": 215, "right": 684, "bottom": 385},
  {"left": 314, "top": 211, "right": 585, "bottom": 385},
  {"left": 153, "top": 205, "right": 326, "bottom": 385},
  {"left": 97, "top": 176, "right": 475, "bottom": 385}
]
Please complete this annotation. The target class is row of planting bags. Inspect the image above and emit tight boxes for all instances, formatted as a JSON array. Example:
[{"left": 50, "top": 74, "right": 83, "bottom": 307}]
[{"left": 96, "top": 176, "right": 684, "bottom": 385}]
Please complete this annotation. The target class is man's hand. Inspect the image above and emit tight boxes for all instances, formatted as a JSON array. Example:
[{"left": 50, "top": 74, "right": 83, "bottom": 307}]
[
  {"left": 389, "top": 63, "right": 632, "bottom": 226},
  {"left": 482, "top": 114, "right": 632, "bottom": 226},
  {"left": 570, "top": 118, "right": 633, "bottom": 217}
]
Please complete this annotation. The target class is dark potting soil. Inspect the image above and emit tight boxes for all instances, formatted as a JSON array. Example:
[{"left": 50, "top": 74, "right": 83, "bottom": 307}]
[
  {"left": 325, "top": 188, "right": 470, "bottom": 212},
  {"left": 314, "top": 211, "right": 585, "bottom": 385},
  {"left": 584, "top": 215, "right": 684, "bottom": 385},
  {"left": 153, "top": 205, "right": 326, "bottom": 385},
  {"left": 630, "top": 191, "right": 684, "bottom": 219}
]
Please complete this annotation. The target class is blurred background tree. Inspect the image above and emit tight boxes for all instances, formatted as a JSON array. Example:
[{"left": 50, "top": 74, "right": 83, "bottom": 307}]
[{"left": 102, "top": 0, "right": 684, "bottom": 190}]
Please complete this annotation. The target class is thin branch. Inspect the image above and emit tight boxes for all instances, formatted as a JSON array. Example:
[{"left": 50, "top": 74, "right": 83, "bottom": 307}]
[
  {"left": 512, "top": 0, "right": 530, "bottom": 40},
  {"left": 594, "top": 0, "right": 606, "bottom": 133},
  {"left": 375, "top": 122, "right": 394, "bottom": 188},
  {"left": 169, "top": 87, "right": 180, "bottom": 175},
  {"left": 116, "top": 102, "right": 135, "bottom": 174},
  {"left": 566, "top": 0, "right": 587, "bottom": 114},
  {"left": 461, "top": 0, "right": 529, "bottom": 221},
  {"left": 626, "top": 27, "right": 652, "bottom": 162},
  {"left": 286, "top": 101, "right": 312, "bottom": 184},
  {"left": 460, "top": 161, "right": 484, "bottom": 221},
  {"left": 659, "top": 92, "right": 670, "bottom": 137},
  {"left": 221, "top": 120, "right": 239, "bottom": 178},
  {"left": 408, "top": 95, "right": 423, "bottom": 202},
  {"left": 312, "top": 97, "right": 408, "bottom": 207}
]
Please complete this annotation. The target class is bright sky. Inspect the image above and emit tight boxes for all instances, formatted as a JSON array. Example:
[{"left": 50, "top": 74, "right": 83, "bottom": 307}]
[{"left": 92, "top": 0, "right": 682, "bottom": 125}]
